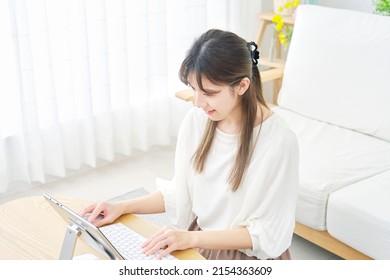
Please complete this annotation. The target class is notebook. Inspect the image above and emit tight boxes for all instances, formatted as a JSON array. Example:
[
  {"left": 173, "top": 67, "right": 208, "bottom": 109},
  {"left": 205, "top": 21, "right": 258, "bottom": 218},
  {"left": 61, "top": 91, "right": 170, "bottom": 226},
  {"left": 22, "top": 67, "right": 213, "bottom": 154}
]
[{"left": 43, "top": 193, "right": 177, "bottom": 260}]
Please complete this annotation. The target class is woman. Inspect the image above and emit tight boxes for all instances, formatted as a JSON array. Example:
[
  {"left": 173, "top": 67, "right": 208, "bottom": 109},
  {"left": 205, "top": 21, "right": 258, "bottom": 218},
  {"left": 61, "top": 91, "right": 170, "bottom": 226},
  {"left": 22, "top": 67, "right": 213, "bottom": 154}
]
[{"left": 80, "top": 29, "right": 299, "bottom": 260}]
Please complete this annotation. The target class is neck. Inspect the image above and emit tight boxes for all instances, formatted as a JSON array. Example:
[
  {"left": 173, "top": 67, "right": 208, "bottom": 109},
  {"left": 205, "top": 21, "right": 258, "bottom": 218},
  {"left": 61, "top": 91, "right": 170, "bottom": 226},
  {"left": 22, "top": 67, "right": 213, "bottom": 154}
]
[
  {"left": 217, "top": 107, "right": 243, "bottom": 134},
  {"left": 217, "top": 104, "right": 272, "bottom": 134}
]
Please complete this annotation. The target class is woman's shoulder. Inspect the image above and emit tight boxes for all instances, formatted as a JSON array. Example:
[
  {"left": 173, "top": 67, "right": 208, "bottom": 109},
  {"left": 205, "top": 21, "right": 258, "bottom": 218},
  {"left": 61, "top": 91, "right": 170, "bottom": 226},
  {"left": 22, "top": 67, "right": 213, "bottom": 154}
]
[
  {"left": 182, "top": 107, "right": 207, "bottom": 126},
  {"left": 178, "top": 107, "right": 208, "bottom": 136},
  {"left": 272, "top": 113, "right": 296, "bottom": 136},
  {"left": 263, "top": 113, "right": 298, "bottom": 150}
]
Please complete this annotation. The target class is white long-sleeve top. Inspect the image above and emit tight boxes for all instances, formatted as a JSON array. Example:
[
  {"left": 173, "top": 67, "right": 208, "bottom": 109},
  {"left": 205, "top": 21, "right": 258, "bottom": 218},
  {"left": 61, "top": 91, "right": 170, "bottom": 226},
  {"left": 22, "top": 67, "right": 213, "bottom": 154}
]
[{"left": 159, "top": 107, "right": 299, "bottom": 259}]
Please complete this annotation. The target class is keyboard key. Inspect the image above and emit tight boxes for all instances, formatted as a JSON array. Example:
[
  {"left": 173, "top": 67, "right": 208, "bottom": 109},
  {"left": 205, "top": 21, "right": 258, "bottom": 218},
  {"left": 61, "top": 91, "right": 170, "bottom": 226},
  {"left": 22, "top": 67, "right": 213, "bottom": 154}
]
[{"left": 100, "top": 223, "right": 177, "bottom": 260}]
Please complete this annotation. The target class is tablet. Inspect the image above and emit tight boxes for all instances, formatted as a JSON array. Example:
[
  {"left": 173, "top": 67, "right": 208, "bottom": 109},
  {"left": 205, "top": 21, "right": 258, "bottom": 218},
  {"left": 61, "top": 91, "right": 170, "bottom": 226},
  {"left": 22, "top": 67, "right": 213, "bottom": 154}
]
[{"left": 43, "top": 193, "right": 124, "bottom": 260}]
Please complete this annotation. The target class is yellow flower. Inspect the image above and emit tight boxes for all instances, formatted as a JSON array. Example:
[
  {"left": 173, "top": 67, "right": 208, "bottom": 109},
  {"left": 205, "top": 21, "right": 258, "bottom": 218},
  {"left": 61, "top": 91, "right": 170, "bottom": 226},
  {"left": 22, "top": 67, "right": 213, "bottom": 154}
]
[
  {"left": 272, "top": 14, "right": 284, "bottom": 31},
  {"left": 272, "top": 14, "right": 283, "bottom": 23},
  {"left": 273, "top": 0, "right": 300, "bottom": 47},
  {"left": 278, "top": 32, "right": 288, "bottom": 46},
  {"left": 276, "top": 21, "right": 284, "bottom": 31}
]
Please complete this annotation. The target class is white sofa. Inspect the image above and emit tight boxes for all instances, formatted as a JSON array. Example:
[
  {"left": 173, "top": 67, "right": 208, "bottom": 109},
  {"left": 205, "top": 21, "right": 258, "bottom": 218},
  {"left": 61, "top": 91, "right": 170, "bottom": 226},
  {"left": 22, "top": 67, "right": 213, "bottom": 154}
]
[{"left": 275, "top": 5, "right": 390, "bottom": 259}]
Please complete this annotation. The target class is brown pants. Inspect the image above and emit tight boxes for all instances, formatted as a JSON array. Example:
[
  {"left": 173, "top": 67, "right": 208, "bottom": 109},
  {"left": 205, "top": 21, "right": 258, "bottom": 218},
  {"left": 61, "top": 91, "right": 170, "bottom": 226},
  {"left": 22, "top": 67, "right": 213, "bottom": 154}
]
[{"left": 187, "top": 219, "right": 291, "bottom": 260}]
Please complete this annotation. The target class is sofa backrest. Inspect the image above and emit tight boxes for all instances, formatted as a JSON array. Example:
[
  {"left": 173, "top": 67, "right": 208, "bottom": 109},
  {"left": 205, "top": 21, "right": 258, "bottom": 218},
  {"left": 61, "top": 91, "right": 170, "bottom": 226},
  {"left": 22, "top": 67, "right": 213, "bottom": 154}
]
[{"left": 278, "top": 5, "right": 390, "bottom": 142}]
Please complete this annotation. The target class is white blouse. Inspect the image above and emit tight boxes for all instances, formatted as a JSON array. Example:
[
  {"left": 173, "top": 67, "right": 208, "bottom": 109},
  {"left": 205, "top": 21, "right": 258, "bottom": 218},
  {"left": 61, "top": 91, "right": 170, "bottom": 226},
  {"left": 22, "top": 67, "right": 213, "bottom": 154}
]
[{"left": 158, "top": 107, "right": 299, "bottom": 259}]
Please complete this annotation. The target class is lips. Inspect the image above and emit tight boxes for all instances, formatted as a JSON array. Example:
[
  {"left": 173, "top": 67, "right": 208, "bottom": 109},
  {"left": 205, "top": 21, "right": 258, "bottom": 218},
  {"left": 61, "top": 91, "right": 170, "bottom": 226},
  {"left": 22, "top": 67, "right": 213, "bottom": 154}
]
[{"left": 204, "top": 109, "right": 216, "bottom": 116}]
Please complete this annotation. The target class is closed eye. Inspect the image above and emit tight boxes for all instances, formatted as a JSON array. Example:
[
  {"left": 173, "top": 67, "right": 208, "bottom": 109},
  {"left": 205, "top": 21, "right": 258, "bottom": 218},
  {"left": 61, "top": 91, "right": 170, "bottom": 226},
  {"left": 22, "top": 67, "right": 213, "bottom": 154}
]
[
  {"left": 202, "top": 89, "right": 220, "bottom": 96},
  {"left": 188, "top": 83, "right": 220, "bottom": 96}
]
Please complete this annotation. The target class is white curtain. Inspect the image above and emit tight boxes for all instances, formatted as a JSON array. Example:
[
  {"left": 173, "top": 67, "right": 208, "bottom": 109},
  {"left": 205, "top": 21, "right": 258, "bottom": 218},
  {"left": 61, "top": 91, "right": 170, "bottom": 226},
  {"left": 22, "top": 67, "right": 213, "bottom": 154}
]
[{"left": 0, "top": 0, "right": 262, "bottom": 194}]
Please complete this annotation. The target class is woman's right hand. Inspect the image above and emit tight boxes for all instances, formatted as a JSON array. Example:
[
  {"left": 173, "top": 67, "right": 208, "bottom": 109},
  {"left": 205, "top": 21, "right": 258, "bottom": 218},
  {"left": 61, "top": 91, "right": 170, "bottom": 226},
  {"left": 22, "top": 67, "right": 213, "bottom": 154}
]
[
  {"left": 79, "top": 201, "right": 125, "bottom": 227},
  {"left": 79, "top": 191, "right": 165, "bottom": 227}
]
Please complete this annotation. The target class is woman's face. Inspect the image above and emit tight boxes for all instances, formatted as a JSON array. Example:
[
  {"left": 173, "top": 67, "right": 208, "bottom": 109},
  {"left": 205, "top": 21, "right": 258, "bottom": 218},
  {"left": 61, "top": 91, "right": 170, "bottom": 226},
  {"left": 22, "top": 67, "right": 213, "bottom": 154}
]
[{"left": 188, "top": 72, "right": 249, "bottom": 123}]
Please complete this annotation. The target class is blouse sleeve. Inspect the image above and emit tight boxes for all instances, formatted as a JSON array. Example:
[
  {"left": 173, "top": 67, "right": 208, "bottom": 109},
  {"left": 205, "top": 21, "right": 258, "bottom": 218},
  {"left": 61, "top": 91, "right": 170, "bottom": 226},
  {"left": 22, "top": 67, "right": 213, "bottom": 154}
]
[
  {"left": 157, "top": 108, "right": 197, "bottom": 229},
  {"left": 238, "top": 129, "right": 299, "bottom": 259}
]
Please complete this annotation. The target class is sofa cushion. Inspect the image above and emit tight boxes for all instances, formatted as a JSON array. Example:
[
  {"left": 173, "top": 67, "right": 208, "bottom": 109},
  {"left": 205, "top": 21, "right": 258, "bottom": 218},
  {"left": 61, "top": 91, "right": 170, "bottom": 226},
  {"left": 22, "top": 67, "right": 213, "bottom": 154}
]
[
  {"left": 275, "top": 108, "right": 390, "bottom": 230},
  {"left": 327, "top": 171, "right": 390, "bottom": 259},
  {"left": 278, "top": 5, "right": 390, "bottom": 142}
]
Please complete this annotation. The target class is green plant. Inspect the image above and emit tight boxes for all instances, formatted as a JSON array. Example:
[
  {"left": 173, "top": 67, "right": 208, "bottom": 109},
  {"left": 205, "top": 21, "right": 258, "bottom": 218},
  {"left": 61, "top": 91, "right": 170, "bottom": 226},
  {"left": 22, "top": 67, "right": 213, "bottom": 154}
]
[
  {"left": 373, "top": 0, "right": 390, "bottom": 16},
  {"left": 373, "top": 0, "right": 390, "bottom": 15}
]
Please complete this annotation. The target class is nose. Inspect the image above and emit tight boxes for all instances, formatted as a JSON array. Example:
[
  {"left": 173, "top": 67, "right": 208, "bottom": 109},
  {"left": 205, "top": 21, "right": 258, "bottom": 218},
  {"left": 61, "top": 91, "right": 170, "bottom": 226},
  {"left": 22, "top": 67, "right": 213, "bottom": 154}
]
[{"left": 194, "top": 91, "right": 206, "bottom": 109}]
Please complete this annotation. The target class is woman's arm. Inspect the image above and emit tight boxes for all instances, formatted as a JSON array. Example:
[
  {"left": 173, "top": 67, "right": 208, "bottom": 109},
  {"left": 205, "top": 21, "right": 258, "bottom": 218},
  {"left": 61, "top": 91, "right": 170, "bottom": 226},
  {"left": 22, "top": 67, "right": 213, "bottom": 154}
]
[
  {"left": 121, "top": 191, "right": 165, "bottom": 214},
  {"left": 80, "top": 191, "right": 165, "bottom": 227},
  {"left": 191, "top": 228, "right": 252, "bottom": 250}
]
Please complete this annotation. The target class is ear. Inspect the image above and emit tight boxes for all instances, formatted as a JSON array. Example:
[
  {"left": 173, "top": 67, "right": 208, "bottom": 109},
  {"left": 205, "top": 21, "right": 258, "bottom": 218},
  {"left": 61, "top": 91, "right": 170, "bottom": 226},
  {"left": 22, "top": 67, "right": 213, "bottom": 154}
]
[{"left": 236, "top": 77, "right": 250, "bottom": 96}]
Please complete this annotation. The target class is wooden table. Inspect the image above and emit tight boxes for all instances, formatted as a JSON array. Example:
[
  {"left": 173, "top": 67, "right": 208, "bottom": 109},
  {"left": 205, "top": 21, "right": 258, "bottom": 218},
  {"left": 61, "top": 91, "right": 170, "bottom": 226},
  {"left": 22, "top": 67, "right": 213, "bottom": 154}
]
[{"left": 0, "top": 196, "right": 204, "bottom": 260}]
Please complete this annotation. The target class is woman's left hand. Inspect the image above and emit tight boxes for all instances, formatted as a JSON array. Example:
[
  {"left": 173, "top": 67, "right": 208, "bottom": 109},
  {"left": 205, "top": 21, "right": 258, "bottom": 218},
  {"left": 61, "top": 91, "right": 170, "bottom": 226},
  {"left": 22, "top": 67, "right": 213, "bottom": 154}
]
[{"left": 141, "top": 227, "right": 196, "bottom": 259}]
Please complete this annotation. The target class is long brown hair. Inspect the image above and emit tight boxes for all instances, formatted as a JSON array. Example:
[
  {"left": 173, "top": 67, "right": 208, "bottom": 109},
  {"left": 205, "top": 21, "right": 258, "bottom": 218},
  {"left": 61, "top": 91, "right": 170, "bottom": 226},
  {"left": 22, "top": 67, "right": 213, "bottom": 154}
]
[{"left": 179, "top": 29, "right": 268, "bottom": 191}]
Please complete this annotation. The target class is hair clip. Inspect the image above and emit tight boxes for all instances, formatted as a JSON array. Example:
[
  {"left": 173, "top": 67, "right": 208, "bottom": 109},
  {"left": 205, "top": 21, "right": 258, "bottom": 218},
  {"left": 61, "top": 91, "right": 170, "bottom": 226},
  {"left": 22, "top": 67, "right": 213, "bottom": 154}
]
[{"left": 248, "top": 41, "right": 260, "bottom": 66}]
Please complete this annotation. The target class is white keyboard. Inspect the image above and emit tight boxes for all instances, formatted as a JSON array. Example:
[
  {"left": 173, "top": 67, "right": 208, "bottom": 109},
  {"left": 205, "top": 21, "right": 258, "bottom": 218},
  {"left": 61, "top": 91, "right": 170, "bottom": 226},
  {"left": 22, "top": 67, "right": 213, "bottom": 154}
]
[{"left": 100, "top": 223, "right": 177, "bottom": 260}]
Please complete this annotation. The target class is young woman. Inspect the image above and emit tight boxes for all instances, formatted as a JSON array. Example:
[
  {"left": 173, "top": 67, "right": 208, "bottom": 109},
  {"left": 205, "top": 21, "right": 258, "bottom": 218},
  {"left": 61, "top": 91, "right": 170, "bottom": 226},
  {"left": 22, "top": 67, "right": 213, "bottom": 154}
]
[{"left": 80, "top": 29, "right": 299, "bottom": 260}]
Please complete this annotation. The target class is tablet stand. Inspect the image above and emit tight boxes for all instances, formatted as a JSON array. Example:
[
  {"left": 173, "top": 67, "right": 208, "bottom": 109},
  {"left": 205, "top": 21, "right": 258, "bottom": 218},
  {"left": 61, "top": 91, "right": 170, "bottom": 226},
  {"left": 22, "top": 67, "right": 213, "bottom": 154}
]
[
  {"left": 59, "top": 222, "right": 116, "bottom": 260},
  {"left": 59, "top": 224, "right": 82, "bottom": 260}
]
